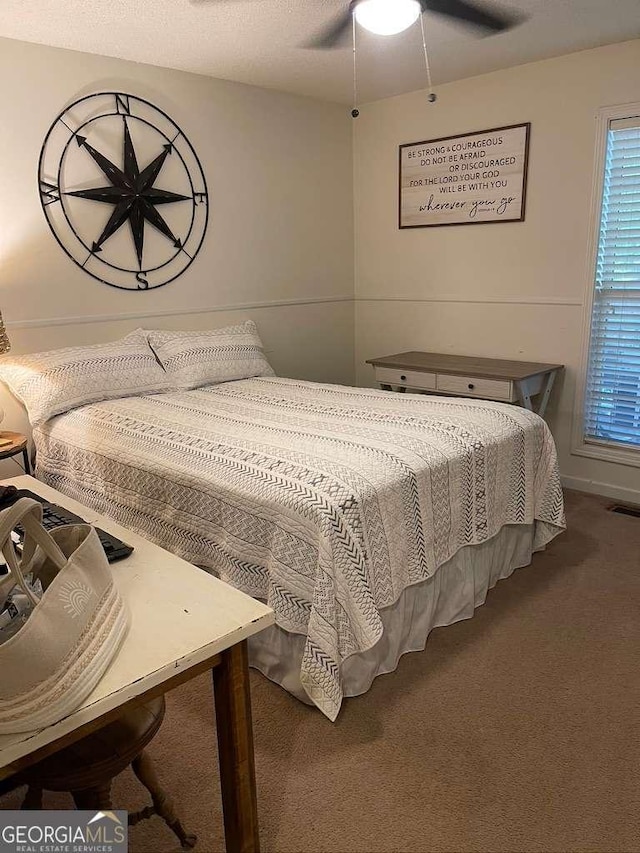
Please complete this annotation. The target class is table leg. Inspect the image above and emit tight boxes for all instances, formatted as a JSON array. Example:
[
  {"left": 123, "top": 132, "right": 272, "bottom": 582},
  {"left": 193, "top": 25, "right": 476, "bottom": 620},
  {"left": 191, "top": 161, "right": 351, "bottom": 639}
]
[
  {"left": 516, "top": 370, "right": 559, "bottom": 419},
  {"left": 212, "top": 640, "right": 260, "bottom": 853},
  {"left": 22, "top": 448, "right": 31, "bottom": 476},
  {"left": 516, "top": 378, "right": 534, "bottom": 411},
  {"left": 535, "top": 371, "right": 557, "bottom": 418}
]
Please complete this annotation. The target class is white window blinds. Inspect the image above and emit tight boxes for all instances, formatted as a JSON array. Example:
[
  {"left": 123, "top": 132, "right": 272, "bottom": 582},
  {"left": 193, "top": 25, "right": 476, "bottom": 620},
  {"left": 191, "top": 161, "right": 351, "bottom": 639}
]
[{"left": 584, "top": 115, "right": 640, "bottom": 450}]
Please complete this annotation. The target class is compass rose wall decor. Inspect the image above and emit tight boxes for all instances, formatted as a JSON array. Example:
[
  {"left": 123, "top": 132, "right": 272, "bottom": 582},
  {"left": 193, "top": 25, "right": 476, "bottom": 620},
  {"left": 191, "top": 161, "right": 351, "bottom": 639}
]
[{"left": 38, "top": 92, "right": 209, "bottom": 291}]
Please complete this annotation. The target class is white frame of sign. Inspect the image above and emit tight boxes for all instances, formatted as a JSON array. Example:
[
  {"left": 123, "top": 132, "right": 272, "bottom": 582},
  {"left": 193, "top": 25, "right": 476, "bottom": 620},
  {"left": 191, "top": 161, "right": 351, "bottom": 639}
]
[{"left": 399, "top": 122, "right": 531, "bottom": 229}]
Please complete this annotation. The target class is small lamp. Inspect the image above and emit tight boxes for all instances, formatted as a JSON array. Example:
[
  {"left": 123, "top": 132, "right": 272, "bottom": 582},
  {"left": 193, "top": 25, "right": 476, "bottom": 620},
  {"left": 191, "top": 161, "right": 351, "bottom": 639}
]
[
  {"left": 0, "top": 312, "right": 10, "bottom": 357},
  {"left": 0, "top": 312, "right": 11, "bottom": 448}
]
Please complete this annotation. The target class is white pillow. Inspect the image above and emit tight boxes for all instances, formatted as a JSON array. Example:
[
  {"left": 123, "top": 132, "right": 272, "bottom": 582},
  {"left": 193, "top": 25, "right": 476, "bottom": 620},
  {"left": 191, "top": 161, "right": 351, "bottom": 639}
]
[
  {"left": 147, "top": 320, "right": 275, "bottom": 390},
  {"left": 0, "top": 329, "right": 171, "bottom": 427}
]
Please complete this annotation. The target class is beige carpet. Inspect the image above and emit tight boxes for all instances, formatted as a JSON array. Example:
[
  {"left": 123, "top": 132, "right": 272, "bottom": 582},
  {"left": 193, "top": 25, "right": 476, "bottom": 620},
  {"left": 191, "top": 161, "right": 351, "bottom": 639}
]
[{"left": 2, "top": 489, "right": 639, "bottom": 853}]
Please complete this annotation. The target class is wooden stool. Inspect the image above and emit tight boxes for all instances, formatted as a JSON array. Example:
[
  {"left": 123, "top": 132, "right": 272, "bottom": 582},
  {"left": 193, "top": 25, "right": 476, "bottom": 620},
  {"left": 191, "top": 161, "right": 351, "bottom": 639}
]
[{"left": 19, "top": 696, "right": 196, "bottom": 849}]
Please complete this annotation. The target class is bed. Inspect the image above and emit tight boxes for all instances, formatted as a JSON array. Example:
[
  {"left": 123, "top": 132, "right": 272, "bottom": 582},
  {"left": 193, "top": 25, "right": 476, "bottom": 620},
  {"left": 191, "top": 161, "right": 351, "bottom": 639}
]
[{"left": 31, "top": 374, "right": 565, "bottom": 720}]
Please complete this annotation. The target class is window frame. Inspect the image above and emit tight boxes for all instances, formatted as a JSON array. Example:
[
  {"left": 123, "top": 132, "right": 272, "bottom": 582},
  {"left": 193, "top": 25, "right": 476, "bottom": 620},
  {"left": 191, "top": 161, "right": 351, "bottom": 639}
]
[{"left": 572, "top": 101, "right": 640, "bottom": 469}]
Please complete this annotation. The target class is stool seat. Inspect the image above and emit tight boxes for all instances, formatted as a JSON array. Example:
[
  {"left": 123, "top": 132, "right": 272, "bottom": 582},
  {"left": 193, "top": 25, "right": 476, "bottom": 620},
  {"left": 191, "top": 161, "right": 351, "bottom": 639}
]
[
  {"left": 31, "top": 697, "right": 165, "bottom": 792},
  {"left": 20, "top": 696, "right": 196, "bottom": 849}
]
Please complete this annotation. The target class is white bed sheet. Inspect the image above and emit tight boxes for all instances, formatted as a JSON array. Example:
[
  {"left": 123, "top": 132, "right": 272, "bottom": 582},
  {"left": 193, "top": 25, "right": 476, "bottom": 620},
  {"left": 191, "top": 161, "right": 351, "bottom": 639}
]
[
  {"left": 249, "top": 521, "right": 542, "bottom": 703},
  {"left": 34, "top": 377, "right": 565, "bottom": 720}
]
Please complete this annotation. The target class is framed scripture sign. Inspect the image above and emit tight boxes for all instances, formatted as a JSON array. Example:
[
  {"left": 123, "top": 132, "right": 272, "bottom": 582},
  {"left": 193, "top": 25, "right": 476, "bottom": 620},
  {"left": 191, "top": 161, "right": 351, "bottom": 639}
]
[{"left": 399, "top": 122, "right": 530, "bottom": 228}]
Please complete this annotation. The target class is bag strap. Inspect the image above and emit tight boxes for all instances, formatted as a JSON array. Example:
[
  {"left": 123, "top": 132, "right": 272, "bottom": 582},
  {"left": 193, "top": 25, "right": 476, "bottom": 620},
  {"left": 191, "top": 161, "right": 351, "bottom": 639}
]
[{"left": 0, "top": 498, "right": 68, "bottom": 606}]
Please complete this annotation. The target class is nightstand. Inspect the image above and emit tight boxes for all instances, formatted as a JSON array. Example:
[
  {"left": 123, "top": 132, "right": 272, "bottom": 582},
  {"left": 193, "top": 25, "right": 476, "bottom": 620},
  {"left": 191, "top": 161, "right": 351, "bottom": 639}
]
[
  {"left": 367, "top": 352, "right": 563, "bottom": 418},
  {"left": 0, "top": 431, "right": 31, "bottom": 475}
]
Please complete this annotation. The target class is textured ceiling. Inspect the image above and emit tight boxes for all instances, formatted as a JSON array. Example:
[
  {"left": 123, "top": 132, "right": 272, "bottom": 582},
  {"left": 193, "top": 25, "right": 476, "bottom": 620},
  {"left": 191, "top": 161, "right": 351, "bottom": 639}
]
[{"left": 1, "top": 0, "right": 639, "bottom": 104}]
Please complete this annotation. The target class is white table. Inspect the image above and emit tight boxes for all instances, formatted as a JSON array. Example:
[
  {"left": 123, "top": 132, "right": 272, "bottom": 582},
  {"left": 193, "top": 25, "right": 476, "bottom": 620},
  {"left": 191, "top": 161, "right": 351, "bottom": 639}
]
[
  {"left": 0, "top": 475, "right": 274, "bottom": 853},
  {"left": 367, "top": 351, "right": 563, "bottom": 418}
]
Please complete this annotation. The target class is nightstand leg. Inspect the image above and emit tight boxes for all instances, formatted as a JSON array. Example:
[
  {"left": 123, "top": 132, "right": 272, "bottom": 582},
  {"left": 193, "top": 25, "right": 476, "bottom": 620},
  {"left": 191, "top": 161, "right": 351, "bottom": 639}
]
[
  {"left": 536, "top": 371, "right": 557, "bottom": 418},
  {"left": 516, "top": 371, "right": 557, "bottom": 419},
  {"left": 22, "top": 448, "right": 30, "bottom": 475},
  {"left": 518, "top": 388, "right": 534, "bottom": 411}
]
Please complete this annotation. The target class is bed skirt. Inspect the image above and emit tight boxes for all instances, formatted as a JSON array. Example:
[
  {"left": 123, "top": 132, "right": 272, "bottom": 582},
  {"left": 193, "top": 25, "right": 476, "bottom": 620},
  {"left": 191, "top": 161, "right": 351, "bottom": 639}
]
[{"left": 248, "top": 521, "right": 549, "bottom": 706}]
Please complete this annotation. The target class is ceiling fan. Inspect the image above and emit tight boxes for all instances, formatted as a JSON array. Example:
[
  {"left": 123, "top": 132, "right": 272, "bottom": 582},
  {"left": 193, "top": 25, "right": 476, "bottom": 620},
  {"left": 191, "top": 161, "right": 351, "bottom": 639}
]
[
  {"left": 192, "top": 0, "right": 525, "bottom": 113},
  {"left": 307, "top": 0, "right": 524, "bottom": 49},
  {"left": 193, "top": 1, "right": 525, "bottom": 48}
]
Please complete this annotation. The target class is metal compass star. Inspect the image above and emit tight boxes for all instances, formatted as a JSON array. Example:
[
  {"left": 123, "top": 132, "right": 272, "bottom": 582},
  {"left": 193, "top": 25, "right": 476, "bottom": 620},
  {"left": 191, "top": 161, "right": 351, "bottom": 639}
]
[{"left": 67, "top": 118, "right": 189, "bottom": 269}]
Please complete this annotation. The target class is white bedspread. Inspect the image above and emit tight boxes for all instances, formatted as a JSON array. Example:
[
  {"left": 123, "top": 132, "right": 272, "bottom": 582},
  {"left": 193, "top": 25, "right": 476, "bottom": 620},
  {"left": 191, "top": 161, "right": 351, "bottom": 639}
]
[{"left": 34, "top": 377, "right": 565, "bottom": 720}]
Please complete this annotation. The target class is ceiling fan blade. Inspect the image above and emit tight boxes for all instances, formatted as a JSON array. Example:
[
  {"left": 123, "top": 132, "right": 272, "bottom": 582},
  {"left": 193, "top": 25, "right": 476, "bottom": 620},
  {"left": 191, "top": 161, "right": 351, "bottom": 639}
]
[
  {"left": 422, "top": 0, "right": 523, "bottom": 33},
  {"left": 304, "top": 2, "right": 357, "bottom": 49}
]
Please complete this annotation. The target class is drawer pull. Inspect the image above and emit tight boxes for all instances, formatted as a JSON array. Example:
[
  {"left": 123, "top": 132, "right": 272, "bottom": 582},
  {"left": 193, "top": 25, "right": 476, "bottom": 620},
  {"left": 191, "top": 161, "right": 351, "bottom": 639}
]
[
  {"left": 468, "top": 383, "right": 475, "bottom": 390},
  {"left": 400, "top": 375, "right": 407, "bottom": 381}
]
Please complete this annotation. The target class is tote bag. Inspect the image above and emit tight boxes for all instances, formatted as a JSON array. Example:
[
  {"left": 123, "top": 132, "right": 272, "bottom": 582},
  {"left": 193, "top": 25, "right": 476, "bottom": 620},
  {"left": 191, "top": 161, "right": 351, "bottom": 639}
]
[{"left": 0, "top": 497, "right": 130, "bottom": 733}]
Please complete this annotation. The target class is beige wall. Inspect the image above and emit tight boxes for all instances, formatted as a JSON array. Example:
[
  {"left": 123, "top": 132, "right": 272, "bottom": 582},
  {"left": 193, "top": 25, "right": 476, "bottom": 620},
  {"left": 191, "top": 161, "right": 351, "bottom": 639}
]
[
  {"left": 3, "top": 34, "right": 639, "bottom": 501},
  {"left": 0, "top": 36, "right": 354, "bottom": 450},
  {"left": 354, "top": 39, "right": 640, "bottom": 502}
]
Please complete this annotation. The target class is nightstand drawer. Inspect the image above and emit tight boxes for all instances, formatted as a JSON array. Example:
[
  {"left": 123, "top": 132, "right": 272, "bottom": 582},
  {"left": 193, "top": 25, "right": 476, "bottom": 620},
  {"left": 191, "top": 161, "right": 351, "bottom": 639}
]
[
  {"left": 436, "top": 374, "right": 514, "bottom": 401},
  {"left": 375, "top": 367, "right": 436, "bottom": 391}
]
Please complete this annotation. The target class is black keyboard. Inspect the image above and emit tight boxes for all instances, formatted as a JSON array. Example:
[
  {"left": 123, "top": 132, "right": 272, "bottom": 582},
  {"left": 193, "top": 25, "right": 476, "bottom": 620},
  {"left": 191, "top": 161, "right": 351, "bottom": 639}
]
[{"left": 8, "top": 489, "right": 134, "bottom": 564}]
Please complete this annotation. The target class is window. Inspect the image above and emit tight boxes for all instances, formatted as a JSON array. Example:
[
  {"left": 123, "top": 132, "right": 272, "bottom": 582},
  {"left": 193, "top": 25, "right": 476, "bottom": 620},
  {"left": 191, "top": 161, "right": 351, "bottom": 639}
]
[{"left": 583, "top": 112, "right": 640, "bottom": 454}]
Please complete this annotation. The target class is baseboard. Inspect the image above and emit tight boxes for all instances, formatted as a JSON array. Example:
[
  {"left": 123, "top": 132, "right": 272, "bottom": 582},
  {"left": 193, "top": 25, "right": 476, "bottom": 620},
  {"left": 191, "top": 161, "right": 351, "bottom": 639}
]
[{"left": 561, "top": 475, "right": 640, "bottom": 504}]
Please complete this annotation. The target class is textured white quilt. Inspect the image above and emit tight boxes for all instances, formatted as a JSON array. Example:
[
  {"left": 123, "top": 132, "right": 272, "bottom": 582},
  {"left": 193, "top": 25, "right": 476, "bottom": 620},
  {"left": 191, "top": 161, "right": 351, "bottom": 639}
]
[{"left": 34, "top": 377, "right": 565, "bottom": 720}]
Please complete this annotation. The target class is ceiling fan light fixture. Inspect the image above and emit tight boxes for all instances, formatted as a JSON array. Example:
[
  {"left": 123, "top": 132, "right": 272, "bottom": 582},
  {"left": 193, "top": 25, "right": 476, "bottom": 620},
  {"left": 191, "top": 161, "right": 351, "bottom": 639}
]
[{"left": 354, "top": 0, "right": 422, "bottom": 36}]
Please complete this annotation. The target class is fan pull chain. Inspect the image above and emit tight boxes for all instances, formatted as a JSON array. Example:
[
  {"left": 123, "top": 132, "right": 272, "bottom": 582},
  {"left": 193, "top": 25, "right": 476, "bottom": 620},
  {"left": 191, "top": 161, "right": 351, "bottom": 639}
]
[
  {"left": 420, "top": 13, "right": 437, "bottom": 103},
  {"left": 351, "top": 14, "right": 359, "bottom": 118}
]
